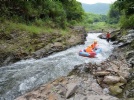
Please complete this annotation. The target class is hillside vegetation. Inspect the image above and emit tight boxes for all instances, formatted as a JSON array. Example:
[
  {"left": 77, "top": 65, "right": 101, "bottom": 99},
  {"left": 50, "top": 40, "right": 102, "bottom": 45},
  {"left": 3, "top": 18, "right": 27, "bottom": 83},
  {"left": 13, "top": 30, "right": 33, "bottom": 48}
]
[
  {"left": 1, "top": 0, "right": 133, "bottom": 66},
  {"left": 0, "top": 0, "right": 86, "bottom": 66},
  {"left": 107, "top": 0, "right": 134, "bottom": 29},
  {"left": 0, "top": 0, "right": 85, "bottom": 27},
  {"left": 81, "top": 3, "right": 110, "bottom": 15}
]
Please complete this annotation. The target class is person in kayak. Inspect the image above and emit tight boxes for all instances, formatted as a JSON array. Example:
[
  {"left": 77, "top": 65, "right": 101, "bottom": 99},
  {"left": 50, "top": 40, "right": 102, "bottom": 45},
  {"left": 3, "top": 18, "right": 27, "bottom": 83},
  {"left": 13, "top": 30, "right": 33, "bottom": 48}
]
[
  {"left": 85, "top": 46, "right": 93, "bottom": 53},
  {"left": 84, "top": 40, "right": 98, "bottom": 53},
  {"left": 91, "top": 40, "right": 98, "bottom": 50}
]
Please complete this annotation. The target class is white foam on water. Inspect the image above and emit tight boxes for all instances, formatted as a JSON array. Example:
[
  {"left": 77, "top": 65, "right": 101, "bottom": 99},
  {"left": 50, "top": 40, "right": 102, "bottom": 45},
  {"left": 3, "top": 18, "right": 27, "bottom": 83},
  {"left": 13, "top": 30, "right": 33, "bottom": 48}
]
[{"left": 0, "top": 33, "right": 114, "bottom": 100}]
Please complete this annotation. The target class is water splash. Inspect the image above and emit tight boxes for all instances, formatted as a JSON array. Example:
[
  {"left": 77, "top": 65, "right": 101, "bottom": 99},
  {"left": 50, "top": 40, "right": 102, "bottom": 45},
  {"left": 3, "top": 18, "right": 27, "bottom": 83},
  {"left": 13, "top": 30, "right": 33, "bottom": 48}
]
[{"left": 0, "top": 33, "right": 114, "bottom": 100}]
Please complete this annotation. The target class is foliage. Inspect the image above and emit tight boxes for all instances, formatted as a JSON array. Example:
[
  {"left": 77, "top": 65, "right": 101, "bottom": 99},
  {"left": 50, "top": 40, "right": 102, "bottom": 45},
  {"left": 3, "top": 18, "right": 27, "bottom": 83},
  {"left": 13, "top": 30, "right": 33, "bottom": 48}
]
[
  {"left": 107, "top": 4, "right": 120, "bottom": 24},
  {"left": 0, "top": 0, "right": 85, "bottom": 28},
  {"left": 115, "top": 0, "right": 134, "bottom": 16},
  {"left": 110, "top": 0, "right": 134, "bottom": 28},
  {"left": 119, "top": 15, "right": 134, "bottom": 28},
  {"left": 83, "top": 13, "right": 107, "bottom": 24},
  {"left": 77, "top": 12, "right": 118, "bottom": 31}
]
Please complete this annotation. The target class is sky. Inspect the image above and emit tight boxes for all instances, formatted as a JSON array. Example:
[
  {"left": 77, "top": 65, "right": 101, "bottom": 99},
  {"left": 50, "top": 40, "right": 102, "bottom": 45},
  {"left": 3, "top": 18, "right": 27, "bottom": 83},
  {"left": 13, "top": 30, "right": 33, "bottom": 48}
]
[{"left": 76, "top": 0, "right": 117, "bottom": 4}]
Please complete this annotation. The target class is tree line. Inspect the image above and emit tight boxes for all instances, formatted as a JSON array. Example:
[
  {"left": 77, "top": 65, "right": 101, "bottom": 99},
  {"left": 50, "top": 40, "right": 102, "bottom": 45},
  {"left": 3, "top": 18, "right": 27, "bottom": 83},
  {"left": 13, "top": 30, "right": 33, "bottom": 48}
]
[
  {"left": 108, "top": 0, "right": 134, "bottom": 28},
  {"left": 0, "top": 0, "right": 84, "bottom": 28}
]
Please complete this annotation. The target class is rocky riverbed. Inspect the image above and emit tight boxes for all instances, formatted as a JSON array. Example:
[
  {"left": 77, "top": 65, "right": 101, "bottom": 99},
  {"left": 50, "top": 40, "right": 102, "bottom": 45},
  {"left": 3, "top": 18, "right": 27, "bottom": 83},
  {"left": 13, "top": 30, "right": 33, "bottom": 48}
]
[
  {"left": 15, "top": 29, "right": 134, "bottom": 100},
  {"left": 0, "top": 26, "right": 86, "bottom": 67},
  {"left": 14, "top": 48, "right": 128, "bottom": 100}
]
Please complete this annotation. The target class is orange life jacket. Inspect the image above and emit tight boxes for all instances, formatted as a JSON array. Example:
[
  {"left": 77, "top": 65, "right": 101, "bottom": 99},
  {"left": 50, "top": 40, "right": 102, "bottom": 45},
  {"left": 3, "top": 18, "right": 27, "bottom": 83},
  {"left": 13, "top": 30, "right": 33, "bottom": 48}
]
[
  {"left": 91, "top": 43, "right": 97, "bottom": 49},
  {"left": 85, "top": 46, "right": 93, "bottom": 53}
]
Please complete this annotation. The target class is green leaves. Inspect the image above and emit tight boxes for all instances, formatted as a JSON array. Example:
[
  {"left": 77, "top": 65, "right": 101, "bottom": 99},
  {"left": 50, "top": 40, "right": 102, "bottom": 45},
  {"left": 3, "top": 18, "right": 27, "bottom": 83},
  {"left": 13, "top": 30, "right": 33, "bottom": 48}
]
[
  {"left": 112, "top": 0, "right": 134, "bottom": 28},
  {"left": 0, "top": 0, "right": 85, "bottom": 28}
]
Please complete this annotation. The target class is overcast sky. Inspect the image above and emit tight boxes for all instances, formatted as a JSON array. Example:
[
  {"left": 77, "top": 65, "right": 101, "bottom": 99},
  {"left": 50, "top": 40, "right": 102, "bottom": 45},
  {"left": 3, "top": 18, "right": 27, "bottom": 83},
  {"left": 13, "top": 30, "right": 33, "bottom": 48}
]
[{"left": 76, "top": 0, "right": 117, "bottom": 4}]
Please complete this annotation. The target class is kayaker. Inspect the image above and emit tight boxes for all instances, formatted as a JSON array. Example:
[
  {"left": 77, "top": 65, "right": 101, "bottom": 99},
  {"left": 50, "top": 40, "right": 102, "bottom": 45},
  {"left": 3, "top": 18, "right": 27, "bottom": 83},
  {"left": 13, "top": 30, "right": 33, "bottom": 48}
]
[
  {"left": 106, "top": 32, "right": 111, "bottom": 42},
  {"left": 85, "top": 46, "right": 93, "bottom": 53},
  {"left": 91, "top": 40, "right": 98, "bottom": 50}
]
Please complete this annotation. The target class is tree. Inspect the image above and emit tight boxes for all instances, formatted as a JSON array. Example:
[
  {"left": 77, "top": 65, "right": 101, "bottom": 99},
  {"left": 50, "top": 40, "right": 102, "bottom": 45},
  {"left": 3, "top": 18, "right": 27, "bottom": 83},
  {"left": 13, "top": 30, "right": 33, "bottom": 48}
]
[
  {"left": 107, "top": 3, "right": 120, "bottom": 24},
  {"left": 114, "top": 0, "right": 134, "bottom": 28}
]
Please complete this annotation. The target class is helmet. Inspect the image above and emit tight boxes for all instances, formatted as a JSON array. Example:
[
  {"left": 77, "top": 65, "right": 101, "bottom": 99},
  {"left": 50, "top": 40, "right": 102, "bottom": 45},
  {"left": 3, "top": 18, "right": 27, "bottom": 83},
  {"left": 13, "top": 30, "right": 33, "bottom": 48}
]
[{"left": 94, "top": 40, "right": 97, "bottom": 44}]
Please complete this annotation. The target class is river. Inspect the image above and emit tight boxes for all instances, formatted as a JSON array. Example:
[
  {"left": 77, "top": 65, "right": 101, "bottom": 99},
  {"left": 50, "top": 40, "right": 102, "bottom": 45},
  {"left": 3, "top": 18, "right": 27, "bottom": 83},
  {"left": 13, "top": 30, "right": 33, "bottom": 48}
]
[{"left": 0, "top": 33, "right": 114, "bottom": 100}]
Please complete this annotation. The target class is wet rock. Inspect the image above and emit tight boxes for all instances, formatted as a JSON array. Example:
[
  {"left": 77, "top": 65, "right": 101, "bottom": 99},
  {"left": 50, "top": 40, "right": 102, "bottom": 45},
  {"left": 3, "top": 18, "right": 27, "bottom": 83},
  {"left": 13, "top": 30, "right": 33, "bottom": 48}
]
[
  {"left": 98, "top": 33, "right": 106, "bottom": 39},
  {"left": 126, "top": 51, "right": 134, "bottom": 60}
]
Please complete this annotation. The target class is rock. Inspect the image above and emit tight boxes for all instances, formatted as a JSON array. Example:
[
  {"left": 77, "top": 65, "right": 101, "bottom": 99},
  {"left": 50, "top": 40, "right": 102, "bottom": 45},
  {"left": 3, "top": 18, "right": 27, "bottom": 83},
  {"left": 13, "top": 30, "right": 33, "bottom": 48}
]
[
  {"left": 94, "top": 71, "right": 110, "bottom": 76},
  {"left": 118, "top": 71, "right": 130, "bottom": 79},
  {"left": 109, "top": 85, "right": 123, "bottom": 95},
  {"left": 128, "top": 57, "right": 134, "bottom": 68},
  {"left": 48, "top": 93, "right": 58, "bottom": 100},
  {"left": 90, "top": 82, "right": 103, "bottom": 95},
  {"left": 115, "top": 82, "right": 124, "bottom": 87},
  {"left": 66, "top": 97, "right": 74, "bottom": 100},
  {"left": 66, "top": 83, "right": 78, "bottom": 98},
  {"left": 33, "top": 48, "right": 47, "bottom": 58},
  {"left": 98, "top": 33, "right": 106, "bottom": 39},
  {"left": 87, "top": 95, "right": 118, "bottom": 100},
  {"left": 109, "top": 62, "right": 119, "bottom": 72},
  {"left": 120, "top": 76, "right": 127, "bottom": 83},
  {"left": 103, "top": 76, "right": 120, "bottom": 84},
  {"left": 126, "top": 51, "right": 134, "bottom": 60},
  {"left": 53, "top": 42, "right": 63, "bottom": 47},
  {"left": 103, "top": 88, "right": 110, "bottom": 94},
  {"left": 74, "top": 94, "right": 87, "bottom": 100},
  {"left": 106, "top": 67, "right": 115, "bottom": 72}
]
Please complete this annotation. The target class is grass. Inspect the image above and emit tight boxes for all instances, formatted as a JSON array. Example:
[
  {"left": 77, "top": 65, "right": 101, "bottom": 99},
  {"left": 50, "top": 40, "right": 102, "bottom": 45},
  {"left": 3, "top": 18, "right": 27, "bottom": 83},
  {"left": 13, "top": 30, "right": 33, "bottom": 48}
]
[
  {"left": 0, "top": 20, "right": 72, "bottom": 55},
  {"left": 5, "top": 21, "right": 53, "bottom": 34},
  {"left": 0, "top": 20, "right": 69, "bottom": 39},
  {"left": 77, "top": 21, "right": 119, "bottom": 32}
]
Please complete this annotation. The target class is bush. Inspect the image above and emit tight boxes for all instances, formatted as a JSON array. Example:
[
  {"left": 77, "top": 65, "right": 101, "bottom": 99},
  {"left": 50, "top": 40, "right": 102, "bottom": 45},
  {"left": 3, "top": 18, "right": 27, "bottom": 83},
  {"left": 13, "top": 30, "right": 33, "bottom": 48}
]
[{"left": 120, "top": 15, "right": 134, "bottom": 29}]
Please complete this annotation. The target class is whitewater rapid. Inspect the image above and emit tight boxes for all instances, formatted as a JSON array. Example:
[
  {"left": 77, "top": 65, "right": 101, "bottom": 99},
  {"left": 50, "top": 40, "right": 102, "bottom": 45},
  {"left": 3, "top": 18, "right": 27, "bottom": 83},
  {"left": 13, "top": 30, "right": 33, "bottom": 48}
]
[{"left": 0, "top": 33, "right": 114, "bottom": 100}]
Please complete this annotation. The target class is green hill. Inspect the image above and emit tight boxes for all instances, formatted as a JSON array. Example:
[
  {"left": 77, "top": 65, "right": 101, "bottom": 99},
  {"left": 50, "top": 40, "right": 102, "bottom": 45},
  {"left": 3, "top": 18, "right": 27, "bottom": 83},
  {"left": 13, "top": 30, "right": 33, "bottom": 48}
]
[{"left": 81, "top": 3, "right": 110, "bottom": 15}]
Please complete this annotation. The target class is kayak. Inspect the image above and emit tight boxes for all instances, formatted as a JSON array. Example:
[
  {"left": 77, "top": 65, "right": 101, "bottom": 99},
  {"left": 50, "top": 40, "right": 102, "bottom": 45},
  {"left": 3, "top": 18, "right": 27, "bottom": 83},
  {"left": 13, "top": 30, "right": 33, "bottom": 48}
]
[{"left": 79, "top": 48, "right": 102, "bottom": 58}]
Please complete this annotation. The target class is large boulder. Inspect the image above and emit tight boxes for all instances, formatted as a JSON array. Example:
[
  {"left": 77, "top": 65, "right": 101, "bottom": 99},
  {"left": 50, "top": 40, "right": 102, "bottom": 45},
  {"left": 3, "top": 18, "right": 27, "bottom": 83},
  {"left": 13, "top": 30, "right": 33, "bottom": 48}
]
[{"left": 103, "top": 76, "right": 120, "bottom": 84}]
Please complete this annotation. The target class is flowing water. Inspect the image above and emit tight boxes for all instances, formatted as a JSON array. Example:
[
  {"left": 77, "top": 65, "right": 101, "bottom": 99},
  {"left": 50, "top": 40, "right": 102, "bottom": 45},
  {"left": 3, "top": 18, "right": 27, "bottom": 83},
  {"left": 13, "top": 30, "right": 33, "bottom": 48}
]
[{"left": 0, "top": 33, "right": 114, "bottom": 100}]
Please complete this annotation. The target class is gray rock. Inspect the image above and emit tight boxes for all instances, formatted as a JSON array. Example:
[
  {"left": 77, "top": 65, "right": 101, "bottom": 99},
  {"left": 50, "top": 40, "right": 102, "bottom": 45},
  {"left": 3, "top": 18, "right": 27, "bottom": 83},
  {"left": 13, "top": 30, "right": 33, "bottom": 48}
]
[
  {"left": 103, "top": 76, "right": 120, "bottom": 84},
  {"left": 94, "top": 71, "right": 110, "bottom": 76},
  {"left": 90, "top": 82, "right": 103, "bottom": 95},
  {"left": 66, "top": 83, "right": 78, "bottom": 98},
  {"left": 74, "top": 94, "right": 87, "bottom": 100},
  {"left": 87, "top": 95, "right": 119, "bottom": 100}
]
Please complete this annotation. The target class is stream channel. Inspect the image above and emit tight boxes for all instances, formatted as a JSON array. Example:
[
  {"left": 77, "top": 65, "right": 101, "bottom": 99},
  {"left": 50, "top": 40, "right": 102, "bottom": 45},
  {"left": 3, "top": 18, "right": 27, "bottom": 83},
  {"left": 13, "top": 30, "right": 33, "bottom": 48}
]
[{"left": 0, "top": 33, "right": 114, "bottom": 100}]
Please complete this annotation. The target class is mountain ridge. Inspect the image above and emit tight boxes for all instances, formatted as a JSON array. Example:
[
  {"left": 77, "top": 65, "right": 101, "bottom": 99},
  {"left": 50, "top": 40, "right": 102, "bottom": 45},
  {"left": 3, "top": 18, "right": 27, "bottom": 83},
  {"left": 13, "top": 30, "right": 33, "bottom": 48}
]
[{"left": 81, "top": 3, "right": 110, "bottom": 15}]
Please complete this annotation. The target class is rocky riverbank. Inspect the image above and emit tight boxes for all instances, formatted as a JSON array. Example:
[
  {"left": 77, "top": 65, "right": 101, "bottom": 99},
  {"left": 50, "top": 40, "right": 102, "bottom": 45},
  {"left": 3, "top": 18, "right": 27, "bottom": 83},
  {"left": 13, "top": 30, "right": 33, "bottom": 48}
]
[
  {"left": 15, "top": 29, "right": 134, "bottom": 100},
  {"left": 0, "top": 26, "right": 86, "bottom": 67},
  {"left": 15, "top": 48, "right": 128, "bottom": 100}
]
